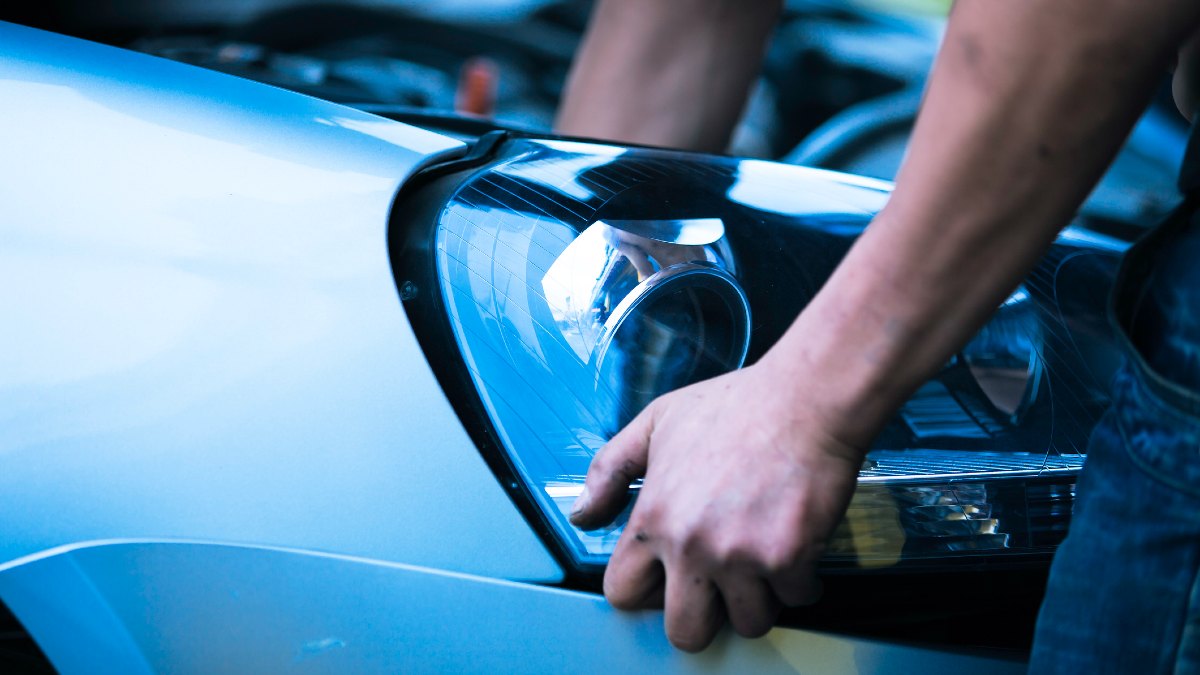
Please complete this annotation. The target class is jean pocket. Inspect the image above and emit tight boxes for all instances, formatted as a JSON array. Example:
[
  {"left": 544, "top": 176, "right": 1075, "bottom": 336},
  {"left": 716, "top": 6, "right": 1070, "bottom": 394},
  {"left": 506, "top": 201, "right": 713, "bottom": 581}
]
[{"left": 1112, "top": 365, "right": 1200, "bottom": 500}]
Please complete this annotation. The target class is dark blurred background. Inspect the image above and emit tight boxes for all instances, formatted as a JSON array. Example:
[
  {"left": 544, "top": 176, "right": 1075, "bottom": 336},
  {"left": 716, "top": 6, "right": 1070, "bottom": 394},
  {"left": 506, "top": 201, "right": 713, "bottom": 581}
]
[{"left": 0, "top": 0, "right": 1188, "bottom": 235}]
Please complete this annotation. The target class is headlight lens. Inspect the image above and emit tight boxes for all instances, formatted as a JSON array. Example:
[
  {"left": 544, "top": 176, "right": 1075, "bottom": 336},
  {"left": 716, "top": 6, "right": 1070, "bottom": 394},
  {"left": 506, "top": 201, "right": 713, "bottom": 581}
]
[
  {"left": 541, "top": 217, "right": 750, "bottom": 430},
  {"left": 416, "top": 137, "right": 1122, "bottom": 570}
]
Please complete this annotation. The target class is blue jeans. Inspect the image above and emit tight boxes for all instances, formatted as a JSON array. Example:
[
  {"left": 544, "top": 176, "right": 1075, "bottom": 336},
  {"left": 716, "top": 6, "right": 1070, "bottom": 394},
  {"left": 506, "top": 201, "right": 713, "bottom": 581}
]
[{"left": 1030, "top": 201, "right": 1200, "bottom": 673}]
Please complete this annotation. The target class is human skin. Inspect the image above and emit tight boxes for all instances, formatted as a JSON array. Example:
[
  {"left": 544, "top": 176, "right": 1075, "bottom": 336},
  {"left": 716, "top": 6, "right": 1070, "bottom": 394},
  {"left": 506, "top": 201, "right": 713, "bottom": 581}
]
[
  {"left": 554, "top": 0, "right": 782, "bottom": 152},
  {"left": 567, "top": 0, "right": 1200, "bottom": 653}
]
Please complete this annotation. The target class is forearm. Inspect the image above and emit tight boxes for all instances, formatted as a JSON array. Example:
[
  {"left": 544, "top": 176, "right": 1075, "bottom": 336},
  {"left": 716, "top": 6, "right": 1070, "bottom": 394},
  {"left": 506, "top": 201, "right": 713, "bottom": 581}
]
[
  {"left": 554, "top": 0, "right": 781, "bottom": 152},
  {"left": 766, "top": 0, "right": 1200, "bottom": 447}
]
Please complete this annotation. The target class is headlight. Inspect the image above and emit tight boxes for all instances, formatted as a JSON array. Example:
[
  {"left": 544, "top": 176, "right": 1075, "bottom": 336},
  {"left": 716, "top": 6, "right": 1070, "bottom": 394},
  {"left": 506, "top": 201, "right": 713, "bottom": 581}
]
[
  {"left": 395, "top": 136, "right": 1125, "bottom": 572},
  {"left": 538, "top": 216, "right": 749, "bottom": 431}
]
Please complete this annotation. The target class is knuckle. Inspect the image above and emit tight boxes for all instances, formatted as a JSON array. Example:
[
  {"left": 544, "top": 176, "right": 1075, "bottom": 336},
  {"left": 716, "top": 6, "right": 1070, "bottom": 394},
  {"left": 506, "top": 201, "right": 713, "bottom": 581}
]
[
  {"left": 587, "top": 448, "right": 613, "bottom": 476},
  {"left": 760, "top": 540, "right": 802, "bottom": 574},
  {"left": 711, "top": 531, "right": 792, "bottom": 572},
  {"left": 656, "top": 508, "right": 692, "bottom": 544},
  {"left": 646, "top": 394, "right": 669, "bottom": 414},
  {"left": 632, "top": 498, "right": 662, "bottom": 528},
  {"left": 675, "top": 524, "right": 708, "bottom": 559},
  {"left": 614, "top": 457, "right": 642, "bottom": 483},
  {"left": 711, "top": 534, "right": 750, "bottom": 567}
]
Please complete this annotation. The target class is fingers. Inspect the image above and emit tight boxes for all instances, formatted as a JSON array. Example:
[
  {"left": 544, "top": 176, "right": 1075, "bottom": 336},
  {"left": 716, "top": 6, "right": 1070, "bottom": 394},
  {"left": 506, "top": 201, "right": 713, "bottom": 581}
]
[
  {"left": 609, "top": 545, "right": 809, "bottom": 647},
  {"left": 766, "top": 562, "right": 823, "bottom": 608},
  {"left": 570, "top": 405, "right": 655, "bottom": 530},
  {"left": 716, "top": 573, "right": 781, "bottom": 638},
  {"left": 604, "top": 530, "right": 665, "bottom": 610},
  {"left": 664, "top": 566, "right": 724, "bottom": 653}
]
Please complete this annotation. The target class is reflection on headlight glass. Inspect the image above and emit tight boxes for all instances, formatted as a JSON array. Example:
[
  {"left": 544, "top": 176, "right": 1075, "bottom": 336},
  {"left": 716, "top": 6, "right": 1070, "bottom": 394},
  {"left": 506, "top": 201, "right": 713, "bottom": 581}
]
[
  {"left": 962, "top": 287, "right": 1042, "bottom": 418},
  {"left": 431, "top": 139, "right": 1125, "bottom": 568}
]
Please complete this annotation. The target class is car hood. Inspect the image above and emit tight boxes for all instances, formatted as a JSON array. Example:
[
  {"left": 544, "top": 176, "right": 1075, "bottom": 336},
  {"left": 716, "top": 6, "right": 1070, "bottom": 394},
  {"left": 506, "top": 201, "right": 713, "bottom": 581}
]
[{"left": 0, "top": 22, "right": 562, "bottom": 582}]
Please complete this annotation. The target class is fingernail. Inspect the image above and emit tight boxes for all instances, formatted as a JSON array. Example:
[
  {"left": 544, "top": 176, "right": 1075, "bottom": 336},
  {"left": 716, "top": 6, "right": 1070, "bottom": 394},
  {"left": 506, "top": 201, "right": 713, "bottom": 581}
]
[{"left": 570, "top": 486, "right": 590, "bottom": 519}]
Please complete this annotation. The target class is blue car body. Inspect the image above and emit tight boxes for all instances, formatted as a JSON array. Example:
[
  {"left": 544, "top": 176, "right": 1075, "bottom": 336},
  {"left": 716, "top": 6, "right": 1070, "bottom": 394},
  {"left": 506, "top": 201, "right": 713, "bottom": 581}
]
[{"left": 0, "top": 20, "right": 1039, "bottom": 673}]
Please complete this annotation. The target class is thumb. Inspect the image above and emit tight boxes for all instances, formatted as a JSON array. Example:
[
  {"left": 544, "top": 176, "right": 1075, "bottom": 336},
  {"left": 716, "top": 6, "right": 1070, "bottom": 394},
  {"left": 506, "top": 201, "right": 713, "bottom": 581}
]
[{"left": 570, "top": 404, "right": 655, "bottom": 530}]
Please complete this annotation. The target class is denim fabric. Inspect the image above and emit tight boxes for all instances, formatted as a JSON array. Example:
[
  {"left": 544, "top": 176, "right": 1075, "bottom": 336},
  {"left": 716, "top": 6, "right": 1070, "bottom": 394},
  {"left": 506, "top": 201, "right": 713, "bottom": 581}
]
[
  {"left": 1029, "top": 365, "right": 1200, "bottom": 674},
  {"left": 1030, "top": 192, "right": 1200, "bottom": 672},
  {"left": 1129, "top": 207, "right": 1200, "bottom": 395}
]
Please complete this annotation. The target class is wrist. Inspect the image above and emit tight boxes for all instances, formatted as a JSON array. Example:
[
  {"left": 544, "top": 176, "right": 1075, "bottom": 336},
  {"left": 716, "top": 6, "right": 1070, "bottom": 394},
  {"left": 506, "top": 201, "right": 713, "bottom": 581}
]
[
  {"left": 757, "top": 217, "right": 947, "bottom": 448},
  {"left": 757, "top": 310, "right": 905, "bottom": 451}
]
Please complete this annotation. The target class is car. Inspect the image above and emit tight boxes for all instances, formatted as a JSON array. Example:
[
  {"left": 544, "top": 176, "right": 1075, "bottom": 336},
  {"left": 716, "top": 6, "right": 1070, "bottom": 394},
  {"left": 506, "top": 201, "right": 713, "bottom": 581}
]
[{"left": 0, "top": 10, "right": 1148, "bottom": 673}]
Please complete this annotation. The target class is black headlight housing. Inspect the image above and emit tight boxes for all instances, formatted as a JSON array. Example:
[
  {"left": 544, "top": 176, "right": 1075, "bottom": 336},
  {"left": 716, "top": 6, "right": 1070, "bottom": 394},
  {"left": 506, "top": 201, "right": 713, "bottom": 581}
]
[{"left": 392, "top": 134, "right": 1126, "bottom": 578}]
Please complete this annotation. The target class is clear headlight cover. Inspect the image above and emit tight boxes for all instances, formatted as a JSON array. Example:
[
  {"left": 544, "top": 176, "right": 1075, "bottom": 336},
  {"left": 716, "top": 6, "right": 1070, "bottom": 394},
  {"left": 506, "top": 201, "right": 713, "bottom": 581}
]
[{"left": 423, "top": 138, "right": 1126, "bottom": 570}]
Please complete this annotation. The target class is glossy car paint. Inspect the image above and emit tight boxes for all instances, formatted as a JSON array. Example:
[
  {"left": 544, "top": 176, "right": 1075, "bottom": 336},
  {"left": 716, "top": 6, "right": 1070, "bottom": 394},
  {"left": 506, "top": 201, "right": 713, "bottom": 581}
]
[
  {"left": 0, "top": 21, "right": 559, "bottom": 581},
  {"left": 0, "top": 21, "right": 1029, "bottom": 673},
  {"left": 0, "top": 540, "right": 1023, "bottom": 674}
]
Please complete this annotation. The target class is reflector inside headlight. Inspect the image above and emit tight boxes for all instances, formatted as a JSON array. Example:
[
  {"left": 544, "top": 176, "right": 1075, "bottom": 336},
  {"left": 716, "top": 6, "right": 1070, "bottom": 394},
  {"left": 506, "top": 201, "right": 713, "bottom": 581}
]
[{"left": 413, "top": 137, "right": 1124, "bottom": 570}]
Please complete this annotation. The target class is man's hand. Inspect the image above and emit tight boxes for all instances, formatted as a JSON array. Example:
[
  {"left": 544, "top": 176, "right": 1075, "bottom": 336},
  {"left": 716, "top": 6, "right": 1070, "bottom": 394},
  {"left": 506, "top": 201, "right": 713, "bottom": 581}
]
[
  {"left": 569, "top": 363, "right": 864, "bottom": 652},
  {"left": 563, "top": 0, "right": 1200, "bottom": 656}
]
